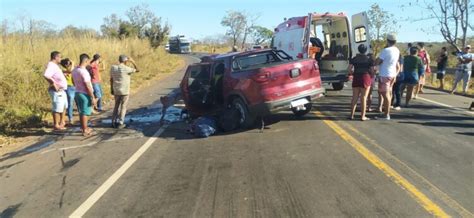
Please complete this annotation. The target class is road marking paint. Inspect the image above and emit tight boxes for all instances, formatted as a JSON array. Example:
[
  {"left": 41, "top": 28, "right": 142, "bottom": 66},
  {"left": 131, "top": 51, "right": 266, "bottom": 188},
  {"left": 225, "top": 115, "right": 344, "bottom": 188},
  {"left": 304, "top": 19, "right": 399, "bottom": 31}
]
[
  {"left": 417, "top": 96, "right": 474, "bottom": 116},
  {"left": 41, "top": 135, "right": 144, "bottom": 154},
  {"left": 314, "top": 111, "right": 450, "bottom": 218},
  {"left": 340, "top": 121, "right": 472, "bottom": 217},
  {"left": 69, "top": 125, "right": 168, "bottom": 218}
]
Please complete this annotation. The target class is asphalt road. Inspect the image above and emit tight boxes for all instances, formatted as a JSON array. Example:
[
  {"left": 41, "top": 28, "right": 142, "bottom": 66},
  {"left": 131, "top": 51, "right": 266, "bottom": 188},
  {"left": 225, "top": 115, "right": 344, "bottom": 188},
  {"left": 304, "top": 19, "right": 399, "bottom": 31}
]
[{"left": 0, "top": 54, "right": 473, "bottom": 218}]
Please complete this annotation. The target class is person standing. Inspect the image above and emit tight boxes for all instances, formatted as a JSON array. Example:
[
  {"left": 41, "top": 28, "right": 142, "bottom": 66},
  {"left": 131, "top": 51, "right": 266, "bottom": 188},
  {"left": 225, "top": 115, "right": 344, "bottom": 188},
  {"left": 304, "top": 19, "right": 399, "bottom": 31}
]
[
  {"left": 451, "top": 45, "right": 473, "bottom": 95},
  {"left": 60, "top": 58, "right": 76, "bottom": 125},
  {"left": 392, "top": 54, "right": 404, "bottom": 110},
  {"left": 415, "top": 42, "right": 430, "bottom": 97},
  {"left": 403, "top": 47, "right": 424, "bottom": 107},
  {"left": 89, "top": 54, "right": 103, "bottom": 112},
  {"left": 375, "top": 34, "right": 400, "bottom": 120},
  {"left": 72, "top": 54, "right": 96, "bottom": 136},
  {"left": 405, "top": 43, "right": 412, "bottom": 55},
  {"left": 110, "top": 55, "right": 139, "bottom": 128},
  {"left": 366, "top": 53, "right": 376, "bottom": 112},
  {"left": 43, "top": 51, "right": 68, "bottom": 131},
  {"left": 436, "top": 47, "right": 448, "bottom": 90},
  {"left": 348, "top": 44, "right": 374, "bottom": 121}
]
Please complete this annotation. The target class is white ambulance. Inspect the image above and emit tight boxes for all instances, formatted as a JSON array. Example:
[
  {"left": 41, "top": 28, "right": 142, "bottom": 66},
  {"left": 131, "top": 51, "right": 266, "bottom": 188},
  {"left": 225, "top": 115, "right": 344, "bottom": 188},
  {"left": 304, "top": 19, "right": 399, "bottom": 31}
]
[{"left": 272, "top": 12, "right": 371, "bottom": 90}]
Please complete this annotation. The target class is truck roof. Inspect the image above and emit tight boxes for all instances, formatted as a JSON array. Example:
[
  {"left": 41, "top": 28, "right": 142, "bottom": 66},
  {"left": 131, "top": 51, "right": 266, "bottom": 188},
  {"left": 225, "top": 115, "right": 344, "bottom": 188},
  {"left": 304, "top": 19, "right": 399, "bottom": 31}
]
[{"left": 213, "top": 49, "right": 274, "bottom": 60}]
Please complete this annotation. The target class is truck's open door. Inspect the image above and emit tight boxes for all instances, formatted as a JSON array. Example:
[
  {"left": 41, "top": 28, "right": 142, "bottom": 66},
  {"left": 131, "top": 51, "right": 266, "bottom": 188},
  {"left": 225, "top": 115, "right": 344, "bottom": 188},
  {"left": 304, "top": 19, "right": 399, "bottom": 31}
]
[
  {"left": 302, "top": 13, "right": 313, "bottom": 59},
  {"left": 180, "top": 63, "right": 213, "bottom": 114},
  {"left": 351, "top": 12, "right": 371, "bottom": 57}
]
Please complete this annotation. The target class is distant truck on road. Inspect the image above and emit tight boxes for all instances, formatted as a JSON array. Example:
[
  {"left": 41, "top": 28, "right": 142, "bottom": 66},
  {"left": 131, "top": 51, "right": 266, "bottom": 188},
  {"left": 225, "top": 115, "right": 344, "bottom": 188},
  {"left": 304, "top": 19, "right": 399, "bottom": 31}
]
[
  {"left": 272, "top": 12, "right": 371, "bottom": 91},
  {"left": 168, "top": 35, "right": 191, "bottom": 54}
]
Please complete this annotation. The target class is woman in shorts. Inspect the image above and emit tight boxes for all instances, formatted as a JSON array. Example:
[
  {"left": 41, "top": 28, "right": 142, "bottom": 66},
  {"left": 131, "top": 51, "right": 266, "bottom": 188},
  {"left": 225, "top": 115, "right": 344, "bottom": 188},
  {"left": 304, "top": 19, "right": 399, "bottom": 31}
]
[
  {"left": 349, "top": 44, "right": 375, "bottom": 121},
  {"left": 403, "top": 47, "right": 424, "bottom": 107}
]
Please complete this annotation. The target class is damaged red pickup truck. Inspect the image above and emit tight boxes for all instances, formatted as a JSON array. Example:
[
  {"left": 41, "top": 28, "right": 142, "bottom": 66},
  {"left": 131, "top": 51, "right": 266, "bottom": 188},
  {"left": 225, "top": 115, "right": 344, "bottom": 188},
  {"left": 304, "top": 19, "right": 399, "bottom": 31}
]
[{"left": 180, "top": 49, "right": 325, "bottom": 129}]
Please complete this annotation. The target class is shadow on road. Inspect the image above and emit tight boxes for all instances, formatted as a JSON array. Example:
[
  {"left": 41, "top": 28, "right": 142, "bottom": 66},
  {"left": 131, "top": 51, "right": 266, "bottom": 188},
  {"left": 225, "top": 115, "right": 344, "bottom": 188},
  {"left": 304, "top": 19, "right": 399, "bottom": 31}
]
[{"left": 0, "top": 203, "right": 22, "bottom": 218}]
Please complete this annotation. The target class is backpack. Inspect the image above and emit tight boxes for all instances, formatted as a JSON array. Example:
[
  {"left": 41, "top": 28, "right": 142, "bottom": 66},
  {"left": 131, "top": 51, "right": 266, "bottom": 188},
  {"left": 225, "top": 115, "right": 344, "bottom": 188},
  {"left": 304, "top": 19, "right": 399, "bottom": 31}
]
[{"left": 190, "top": 116, "right": 217, "bottom": 138}]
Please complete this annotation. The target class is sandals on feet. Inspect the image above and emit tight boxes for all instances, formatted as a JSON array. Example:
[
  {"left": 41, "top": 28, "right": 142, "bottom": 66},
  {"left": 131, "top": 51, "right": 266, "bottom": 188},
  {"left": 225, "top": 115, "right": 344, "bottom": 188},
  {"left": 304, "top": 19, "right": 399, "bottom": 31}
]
[
  {"left": 82, "top": 128, "right": 95, "bottom": 137},
  {"left": 361, "top": 117, "right": 371, "bottom": 121}
]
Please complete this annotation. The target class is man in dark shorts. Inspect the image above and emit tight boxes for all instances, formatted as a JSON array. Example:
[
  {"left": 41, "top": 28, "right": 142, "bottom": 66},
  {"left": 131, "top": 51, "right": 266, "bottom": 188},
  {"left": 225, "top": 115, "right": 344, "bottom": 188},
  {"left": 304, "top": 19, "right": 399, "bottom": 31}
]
[
  {"left": 403, "top": 47, "right": 424, "bottom": 107},
  {"left": 436, "top": 47, "right": 448, "bottom": 89}
]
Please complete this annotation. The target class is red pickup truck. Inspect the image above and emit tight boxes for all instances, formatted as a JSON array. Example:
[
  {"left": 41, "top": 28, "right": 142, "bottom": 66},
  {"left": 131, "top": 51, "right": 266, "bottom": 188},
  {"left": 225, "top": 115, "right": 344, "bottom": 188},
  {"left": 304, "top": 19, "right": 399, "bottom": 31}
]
[{"left": 180, "top": 49, "right": 325, "bottom": 129}]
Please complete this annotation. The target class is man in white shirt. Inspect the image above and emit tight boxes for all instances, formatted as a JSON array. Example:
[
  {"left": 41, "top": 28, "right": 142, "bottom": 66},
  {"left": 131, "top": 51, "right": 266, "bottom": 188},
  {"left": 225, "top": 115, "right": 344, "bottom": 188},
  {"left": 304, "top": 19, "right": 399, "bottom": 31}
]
[{"left": 375, "top": 34, "right": 401, "bottom": 120}]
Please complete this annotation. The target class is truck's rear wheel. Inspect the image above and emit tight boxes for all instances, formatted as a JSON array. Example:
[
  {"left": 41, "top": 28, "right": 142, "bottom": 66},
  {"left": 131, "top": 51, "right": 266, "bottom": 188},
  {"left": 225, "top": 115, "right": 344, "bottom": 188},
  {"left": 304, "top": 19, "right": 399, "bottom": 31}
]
[
  {"left": 291, "top": 103, "right": 312, "bottom": 117},
  {"left": 232, "top": 98, "right": 256, "bottom": 129},
  {"left": 332, "top": 82, "right": 344, "bottom": 91}
]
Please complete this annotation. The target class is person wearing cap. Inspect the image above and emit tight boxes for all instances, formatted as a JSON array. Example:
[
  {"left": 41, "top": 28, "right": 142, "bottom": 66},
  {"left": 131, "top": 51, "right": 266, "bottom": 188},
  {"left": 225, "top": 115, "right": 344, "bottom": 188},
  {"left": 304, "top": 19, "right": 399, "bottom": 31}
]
[
  {"left": 44, "top": 51, "right": 68, "bottom": 131},
  {"left": 375, "top": 33, "right": 401, "bottom": 120},
  {"left": 402, "top": 46, "right": 424, "bottom": 107},
  {"left": 348, "top": 44, "right": 375, "bottom": 121},
  {"left": 110, "top": 55, "right": 139, "bottom": 128},
  {"left": 451, "top": 45, "right": 473, "bottom": 95},
  {"left": 89, "top": 54, "right": 103, "bottom": 112}
]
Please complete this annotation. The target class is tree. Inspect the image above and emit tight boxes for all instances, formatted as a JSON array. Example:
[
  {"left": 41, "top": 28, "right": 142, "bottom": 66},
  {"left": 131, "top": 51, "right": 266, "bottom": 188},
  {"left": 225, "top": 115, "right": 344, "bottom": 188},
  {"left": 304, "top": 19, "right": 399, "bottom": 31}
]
[
  {"left": 241, "top": 13, "right": 259, "bottom": 49},
  {"left": 367, "top": 4, "right": 397, "bottom": 56},
  {"left": 144, "top": 17, "right": 171, "bottom": 48},
  {"left": 251, "top": 26, "right": 273, "bottom": 45},
  {"left": 60, "top": 25, "right": 98, "bottom": 38},
  {"left": 221, "top": 11, "right": 247, "bottom": 48},
  {"left": 412, "top": 0, "right": 471, "bottom": 51},
  {"left": 118, "top": 21, "right": 139, "bottom": 39},
  {"left": 367, "top": 3, "right": 397, "bottom": 41},
  {"left": 126, "top": 4, "right": 155, "bottom": 38},
  {"left": 101, "top": 14, "right": 121, "bottom": 38}
]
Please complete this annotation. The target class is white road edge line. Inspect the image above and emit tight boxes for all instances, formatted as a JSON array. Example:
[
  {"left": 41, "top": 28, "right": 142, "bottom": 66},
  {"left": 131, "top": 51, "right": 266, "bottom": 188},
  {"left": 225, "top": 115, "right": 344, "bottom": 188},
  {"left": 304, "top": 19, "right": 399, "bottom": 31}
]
[
  {"left": 417, "top": 96, "right": 474, "bottom": 116},
  {"left": 69, "top": 124, "right": 169, "bottom": 218}
]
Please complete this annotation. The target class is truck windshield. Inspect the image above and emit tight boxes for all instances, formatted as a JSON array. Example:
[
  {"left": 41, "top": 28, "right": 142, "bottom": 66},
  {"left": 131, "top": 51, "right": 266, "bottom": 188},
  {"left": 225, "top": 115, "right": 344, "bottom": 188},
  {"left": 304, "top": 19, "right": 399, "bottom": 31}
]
[
  {"left": 232, "top": 51, "right": 283, "bottom": 71},
  {"left": 180, "top": 43, "right": 190, "bottom": 46}
]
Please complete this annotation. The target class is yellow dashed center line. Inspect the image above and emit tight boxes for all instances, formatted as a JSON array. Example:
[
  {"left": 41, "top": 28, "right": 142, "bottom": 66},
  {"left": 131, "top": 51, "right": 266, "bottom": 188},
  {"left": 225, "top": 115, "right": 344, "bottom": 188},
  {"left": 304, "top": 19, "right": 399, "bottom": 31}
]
[{"left": 314, "top": 111, "right": 450, "bottom": 218}]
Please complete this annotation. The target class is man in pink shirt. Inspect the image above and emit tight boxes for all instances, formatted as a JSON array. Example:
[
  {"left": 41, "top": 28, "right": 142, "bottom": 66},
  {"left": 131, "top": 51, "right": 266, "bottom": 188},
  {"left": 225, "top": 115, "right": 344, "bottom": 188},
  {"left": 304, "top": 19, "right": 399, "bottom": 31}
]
[
  {"left": 72, "top": 54, "right": 97, "bottom": 136},
  {"left": 43, "top": 51, "right": 68, "bottom": 131}
]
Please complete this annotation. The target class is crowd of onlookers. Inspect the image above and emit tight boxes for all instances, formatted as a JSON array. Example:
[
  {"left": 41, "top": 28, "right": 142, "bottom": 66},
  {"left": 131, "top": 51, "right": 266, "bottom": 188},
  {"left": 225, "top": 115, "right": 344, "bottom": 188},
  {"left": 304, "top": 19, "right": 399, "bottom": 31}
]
[
  {"left": 42, "top": 38, "right": 472, "bottom": 135},
  {"left": 43, "top": 51, "right": 139, "bottom": 136},
  {"left": 348, "top": 34, "right": 473, "bottom": 121}
]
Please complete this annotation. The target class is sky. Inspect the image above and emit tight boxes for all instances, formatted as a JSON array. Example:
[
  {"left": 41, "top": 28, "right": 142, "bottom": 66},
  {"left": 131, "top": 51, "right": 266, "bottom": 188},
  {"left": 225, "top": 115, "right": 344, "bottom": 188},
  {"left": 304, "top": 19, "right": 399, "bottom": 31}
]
[{"left": 1, "top": 0, "right": 471, "bottom": 43}]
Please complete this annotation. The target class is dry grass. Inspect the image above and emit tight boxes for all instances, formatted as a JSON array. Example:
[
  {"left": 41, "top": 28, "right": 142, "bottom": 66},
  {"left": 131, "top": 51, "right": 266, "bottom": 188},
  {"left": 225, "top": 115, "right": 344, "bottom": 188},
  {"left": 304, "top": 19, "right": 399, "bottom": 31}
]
[
  {"left": 191, "top": 44, "right": 231, "bottom": 54},
  {"left": 0, "top": 35, "right": 184, "bottom": 136},
  {"left": 425, "top": 73, "right": 473, "bottom": 95}
]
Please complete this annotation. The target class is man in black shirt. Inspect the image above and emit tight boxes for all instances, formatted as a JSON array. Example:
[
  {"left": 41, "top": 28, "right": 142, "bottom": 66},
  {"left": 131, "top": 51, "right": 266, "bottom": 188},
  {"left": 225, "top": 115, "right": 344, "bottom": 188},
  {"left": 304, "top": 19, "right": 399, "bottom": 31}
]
[{"left": 436, "top": 47, "right": 448, "bottom": 89}]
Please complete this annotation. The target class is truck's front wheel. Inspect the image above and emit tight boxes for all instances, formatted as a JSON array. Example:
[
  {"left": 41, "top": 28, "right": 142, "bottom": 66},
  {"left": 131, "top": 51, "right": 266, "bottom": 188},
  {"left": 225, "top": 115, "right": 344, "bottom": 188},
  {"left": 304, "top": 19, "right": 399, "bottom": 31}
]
[
  {"left": 332, "top": 82, "right": 344, "bottom": 91},
  {"left": 232, "top": 98, "right": 256, "bottom": 129}
]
